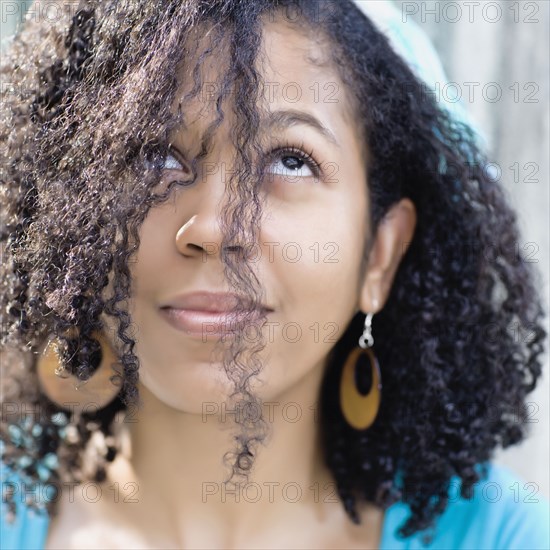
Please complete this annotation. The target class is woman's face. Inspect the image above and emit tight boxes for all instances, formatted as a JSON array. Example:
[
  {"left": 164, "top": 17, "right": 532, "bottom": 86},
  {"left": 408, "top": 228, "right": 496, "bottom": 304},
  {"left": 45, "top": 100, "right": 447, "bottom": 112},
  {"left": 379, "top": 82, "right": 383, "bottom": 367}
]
[{"left": 110, "top": 18, "right": 372, "bottom": 412}]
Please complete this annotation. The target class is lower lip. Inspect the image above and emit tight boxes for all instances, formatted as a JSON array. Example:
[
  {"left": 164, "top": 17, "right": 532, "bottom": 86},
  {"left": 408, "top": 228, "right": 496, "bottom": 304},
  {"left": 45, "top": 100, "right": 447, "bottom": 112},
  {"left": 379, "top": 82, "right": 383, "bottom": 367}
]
[{"left": 159, "top": 308, "right": 268, "bottom": 339}]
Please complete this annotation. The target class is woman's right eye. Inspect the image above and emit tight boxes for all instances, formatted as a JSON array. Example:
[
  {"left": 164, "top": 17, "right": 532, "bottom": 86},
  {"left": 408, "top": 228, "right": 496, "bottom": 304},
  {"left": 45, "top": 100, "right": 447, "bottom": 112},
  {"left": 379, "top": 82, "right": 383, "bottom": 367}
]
[
  {"left": 161, "top": 145, "right": 191, "bottom": 173},
  {"left": 162, "top": 153, "right": 184, "bottom": 170},
  {"left": 144, "top": 145, "right": 189, "bottom": 173},
  {"left": 161, "top": 147, "right": 197, "bottom": 189}
]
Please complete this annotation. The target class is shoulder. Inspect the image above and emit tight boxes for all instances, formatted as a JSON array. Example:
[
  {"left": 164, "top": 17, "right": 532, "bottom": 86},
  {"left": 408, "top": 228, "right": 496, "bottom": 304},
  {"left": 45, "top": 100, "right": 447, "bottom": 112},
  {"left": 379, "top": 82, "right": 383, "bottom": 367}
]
[
  {"left": 381, "top": 461, "right": 550, "bottom": 549},
  {"left": 469, "top": 462, "right": 550, "bottom": 550},
  {"left": 1, "top": 463, "right": 51, "bottom": 550}
]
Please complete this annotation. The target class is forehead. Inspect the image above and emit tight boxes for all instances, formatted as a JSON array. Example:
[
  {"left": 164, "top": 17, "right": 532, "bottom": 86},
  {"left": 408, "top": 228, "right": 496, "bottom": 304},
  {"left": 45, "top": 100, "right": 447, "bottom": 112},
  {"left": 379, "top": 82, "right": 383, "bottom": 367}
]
[
  {"left": 260, "top": 17, "right": 355, "bottom": 120},
  {"left": 171, "top": 15, "right": 361, "bottom": 148}
]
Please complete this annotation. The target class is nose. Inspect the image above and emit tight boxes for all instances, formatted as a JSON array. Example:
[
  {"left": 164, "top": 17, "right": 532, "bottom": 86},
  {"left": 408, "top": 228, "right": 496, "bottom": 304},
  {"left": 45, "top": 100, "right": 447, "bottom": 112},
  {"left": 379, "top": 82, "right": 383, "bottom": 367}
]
[
  {"left": 174, "top": 164, "right": 245, "bottom": 261},
  {"left": 175, "top": 214, "right": 232, "bottom": 260}
]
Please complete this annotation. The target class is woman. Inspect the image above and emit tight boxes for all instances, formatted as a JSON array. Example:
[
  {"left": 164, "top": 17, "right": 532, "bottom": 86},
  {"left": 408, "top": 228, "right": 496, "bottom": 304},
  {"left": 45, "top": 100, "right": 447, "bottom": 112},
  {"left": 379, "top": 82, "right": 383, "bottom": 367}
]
[{"left": 1, "top": 0, "right": 548, "bottom": 548}]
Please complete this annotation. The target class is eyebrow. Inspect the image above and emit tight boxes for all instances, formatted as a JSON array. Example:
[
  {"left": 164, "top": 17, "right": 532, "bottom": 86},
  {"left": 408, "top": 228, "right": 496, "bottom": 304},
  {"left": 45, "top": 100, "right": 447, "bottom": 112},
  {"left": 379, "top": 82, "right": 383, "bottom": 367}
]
[{"left": 264, "top": 109, "right": 340, "bottom": 148}]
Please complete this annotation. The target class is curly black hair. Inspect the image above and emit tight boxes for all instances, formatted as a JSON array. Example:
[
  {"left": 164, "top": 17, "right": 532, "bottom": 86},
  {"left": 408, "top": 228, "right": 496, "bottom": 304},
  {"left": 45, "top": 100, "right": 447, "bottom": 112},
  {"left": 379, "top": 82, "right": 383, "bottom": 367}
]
[{"left": 0, "top": 0, "right": 546, "bottom": 545}]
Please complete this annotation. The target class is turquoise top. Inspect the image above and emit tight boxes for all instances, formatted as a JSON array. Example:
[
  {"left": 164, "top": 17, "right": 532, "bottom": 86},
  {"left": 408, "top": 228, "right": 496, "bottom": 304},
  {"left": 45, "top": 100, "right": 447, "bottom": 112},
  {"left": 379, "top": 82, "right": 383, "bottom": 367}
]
[{"left": 1, "top": 461, "right": 549, "bottom": 549}]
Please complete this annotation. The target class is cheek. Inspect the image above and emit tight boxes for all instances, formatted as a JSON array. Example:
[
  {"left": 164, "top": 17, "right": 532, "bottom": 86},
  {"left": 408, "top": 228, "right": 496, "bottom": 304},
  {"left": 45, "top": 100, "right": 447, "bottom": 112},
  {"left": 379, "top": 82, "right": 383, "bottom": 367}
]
[
  {"left": 264, "top": 193, "right": 367, "bottom": 316},
  {"left": 254, "top": 202, "right": 366, "bottom": 389},
  {"left": 132, "top": 208, "right": 174, "bottom": 276},
  {"left": 275, "top": 234, "right": 363, "bottom": 336}
]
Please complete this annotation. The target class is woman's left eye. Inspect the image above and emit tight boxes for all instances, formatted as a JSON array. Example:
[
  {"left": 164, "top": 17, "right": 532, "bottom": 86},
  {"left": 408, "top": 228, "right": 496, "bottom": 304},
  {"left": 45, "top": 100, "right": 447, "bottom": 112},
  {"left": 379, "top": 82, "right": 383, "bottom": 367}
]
[{"left": 265, "top": 146, "right": 321, "bottom": 181}]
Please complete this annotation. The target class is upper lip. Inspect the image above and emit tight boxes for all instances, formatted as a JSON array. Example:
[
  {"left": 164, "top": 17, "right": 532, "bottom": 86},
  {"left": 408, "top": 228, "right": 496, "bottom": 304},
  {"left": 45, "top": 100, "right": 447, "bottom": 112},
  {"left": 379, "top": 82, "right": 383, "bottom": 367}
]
[{"left": 160, "top": 291, "right": 273, "bottom": 313}]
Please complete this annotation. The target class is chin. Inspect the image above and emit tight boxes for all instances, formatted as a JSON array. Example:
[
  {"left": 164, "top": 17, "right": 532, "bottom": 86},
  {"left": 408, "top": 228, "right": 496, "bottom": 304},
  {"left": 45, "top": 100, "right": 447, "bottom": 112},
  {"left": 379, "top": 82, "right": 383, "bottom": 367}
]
[{"left": 137, "top": 361, "right": 238, "bottom": 413}]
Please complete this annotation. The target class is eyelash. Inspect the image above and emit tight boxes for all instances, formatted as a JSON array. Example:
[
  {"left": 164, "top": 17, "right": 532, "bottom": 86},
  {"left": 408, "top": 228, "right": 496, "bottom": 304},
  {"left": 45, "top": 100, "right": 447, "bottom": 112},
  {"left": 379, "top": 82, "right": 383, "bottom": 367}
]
[{"left": 267, "top": 140, "right": 322, "bottom": 179}]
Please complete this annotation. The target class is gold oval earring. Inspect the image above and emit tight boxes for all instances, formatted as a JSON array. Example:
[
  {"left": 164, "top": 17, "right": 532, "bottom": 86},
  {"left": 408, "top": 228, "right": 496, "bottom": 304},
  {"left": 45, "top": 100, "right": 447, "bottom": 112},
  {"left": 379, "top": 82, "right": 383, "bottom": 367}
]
[
  {"left": 36, "top": 330, "right": 122, "bottom": 413},
  {"left": 339, "top": 313, "right": 382, "bottom": 430}
]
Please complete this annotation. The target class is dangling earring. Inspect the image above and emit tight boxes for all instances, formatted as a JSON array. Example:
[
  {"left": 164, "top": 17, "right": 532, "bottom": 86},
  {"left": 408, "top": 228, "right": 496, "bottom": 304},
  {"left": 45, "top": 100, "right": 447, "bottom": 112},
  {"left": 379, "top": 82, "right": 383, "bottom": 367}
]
[
  {"left": 339, "top": 311, "right": 382, "bottom": 430},
  {"left": 36, "top": 330, "right": 122, "bottom": 413}
]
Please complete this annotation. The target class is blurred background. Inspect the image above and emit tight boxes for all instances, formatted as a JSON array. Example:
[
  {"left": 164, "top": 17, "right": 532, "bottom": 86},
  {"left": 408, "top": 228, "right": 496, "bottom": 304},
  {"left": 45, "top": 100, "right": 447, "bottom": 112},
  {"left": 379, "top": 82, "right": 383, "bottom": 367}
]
[
  {"left": 1, "top": 0, "right": 548, "bottom": 498},
  {"left": 393, "top": 0, "right": 549, "bottom": 500}
]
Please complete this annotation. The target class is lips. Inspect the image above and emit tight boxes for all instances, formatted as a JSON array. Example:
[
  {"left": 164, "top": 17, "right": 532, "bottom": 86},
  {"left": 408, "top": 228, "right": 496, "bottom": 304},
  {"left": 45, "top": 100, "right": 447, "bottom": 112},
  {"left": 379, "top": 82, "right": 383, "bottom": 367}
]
[
  {"left": 160, "top": 291, "right": 272, "bottom": 313},
  {"left": 159, "top": 291, "right": 273, "bottom": 338}
]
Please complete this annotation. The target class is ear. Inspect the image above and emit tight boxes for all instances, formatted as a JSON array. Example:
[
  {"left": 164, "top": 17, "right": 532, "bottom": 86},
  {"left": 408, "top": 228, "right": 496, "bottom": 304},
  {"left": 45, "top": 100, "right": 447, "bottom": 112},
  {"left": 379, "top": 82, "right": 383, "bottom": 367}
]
[{"left": 359, "top": 198, "right": 417, "bottom": 313}]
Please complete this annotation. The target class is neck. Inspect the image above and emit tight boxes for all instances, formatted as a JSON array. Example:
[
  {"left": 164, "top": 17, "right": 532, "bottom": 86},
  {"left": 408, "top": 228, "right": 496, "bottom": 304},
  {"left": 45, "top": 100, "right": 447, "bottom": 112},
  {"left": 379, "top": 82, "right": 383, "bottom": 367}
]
[{"left": 108, "top": 358, "right": 341, "bottom": 546}]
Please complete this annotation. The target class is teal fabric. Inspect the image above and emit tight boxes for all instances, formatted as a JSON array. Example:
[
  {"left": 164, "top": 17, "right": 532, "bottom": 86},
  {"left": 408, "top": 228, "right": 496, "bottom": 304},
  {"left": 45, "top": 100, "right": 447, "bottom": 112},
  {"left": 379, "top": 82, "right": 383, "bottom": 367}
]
[
  {"left": 357, "top": 0, "right": 489, "bottom": 150},
  {"left": 0, "top": 503, "right": 50, "bottom": 550},
  {"left": 379, "top": 461, "right": 550, "bottom": 549},
  {"left": 2, "top": 461, "right": 549, "bottom": 549}
]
